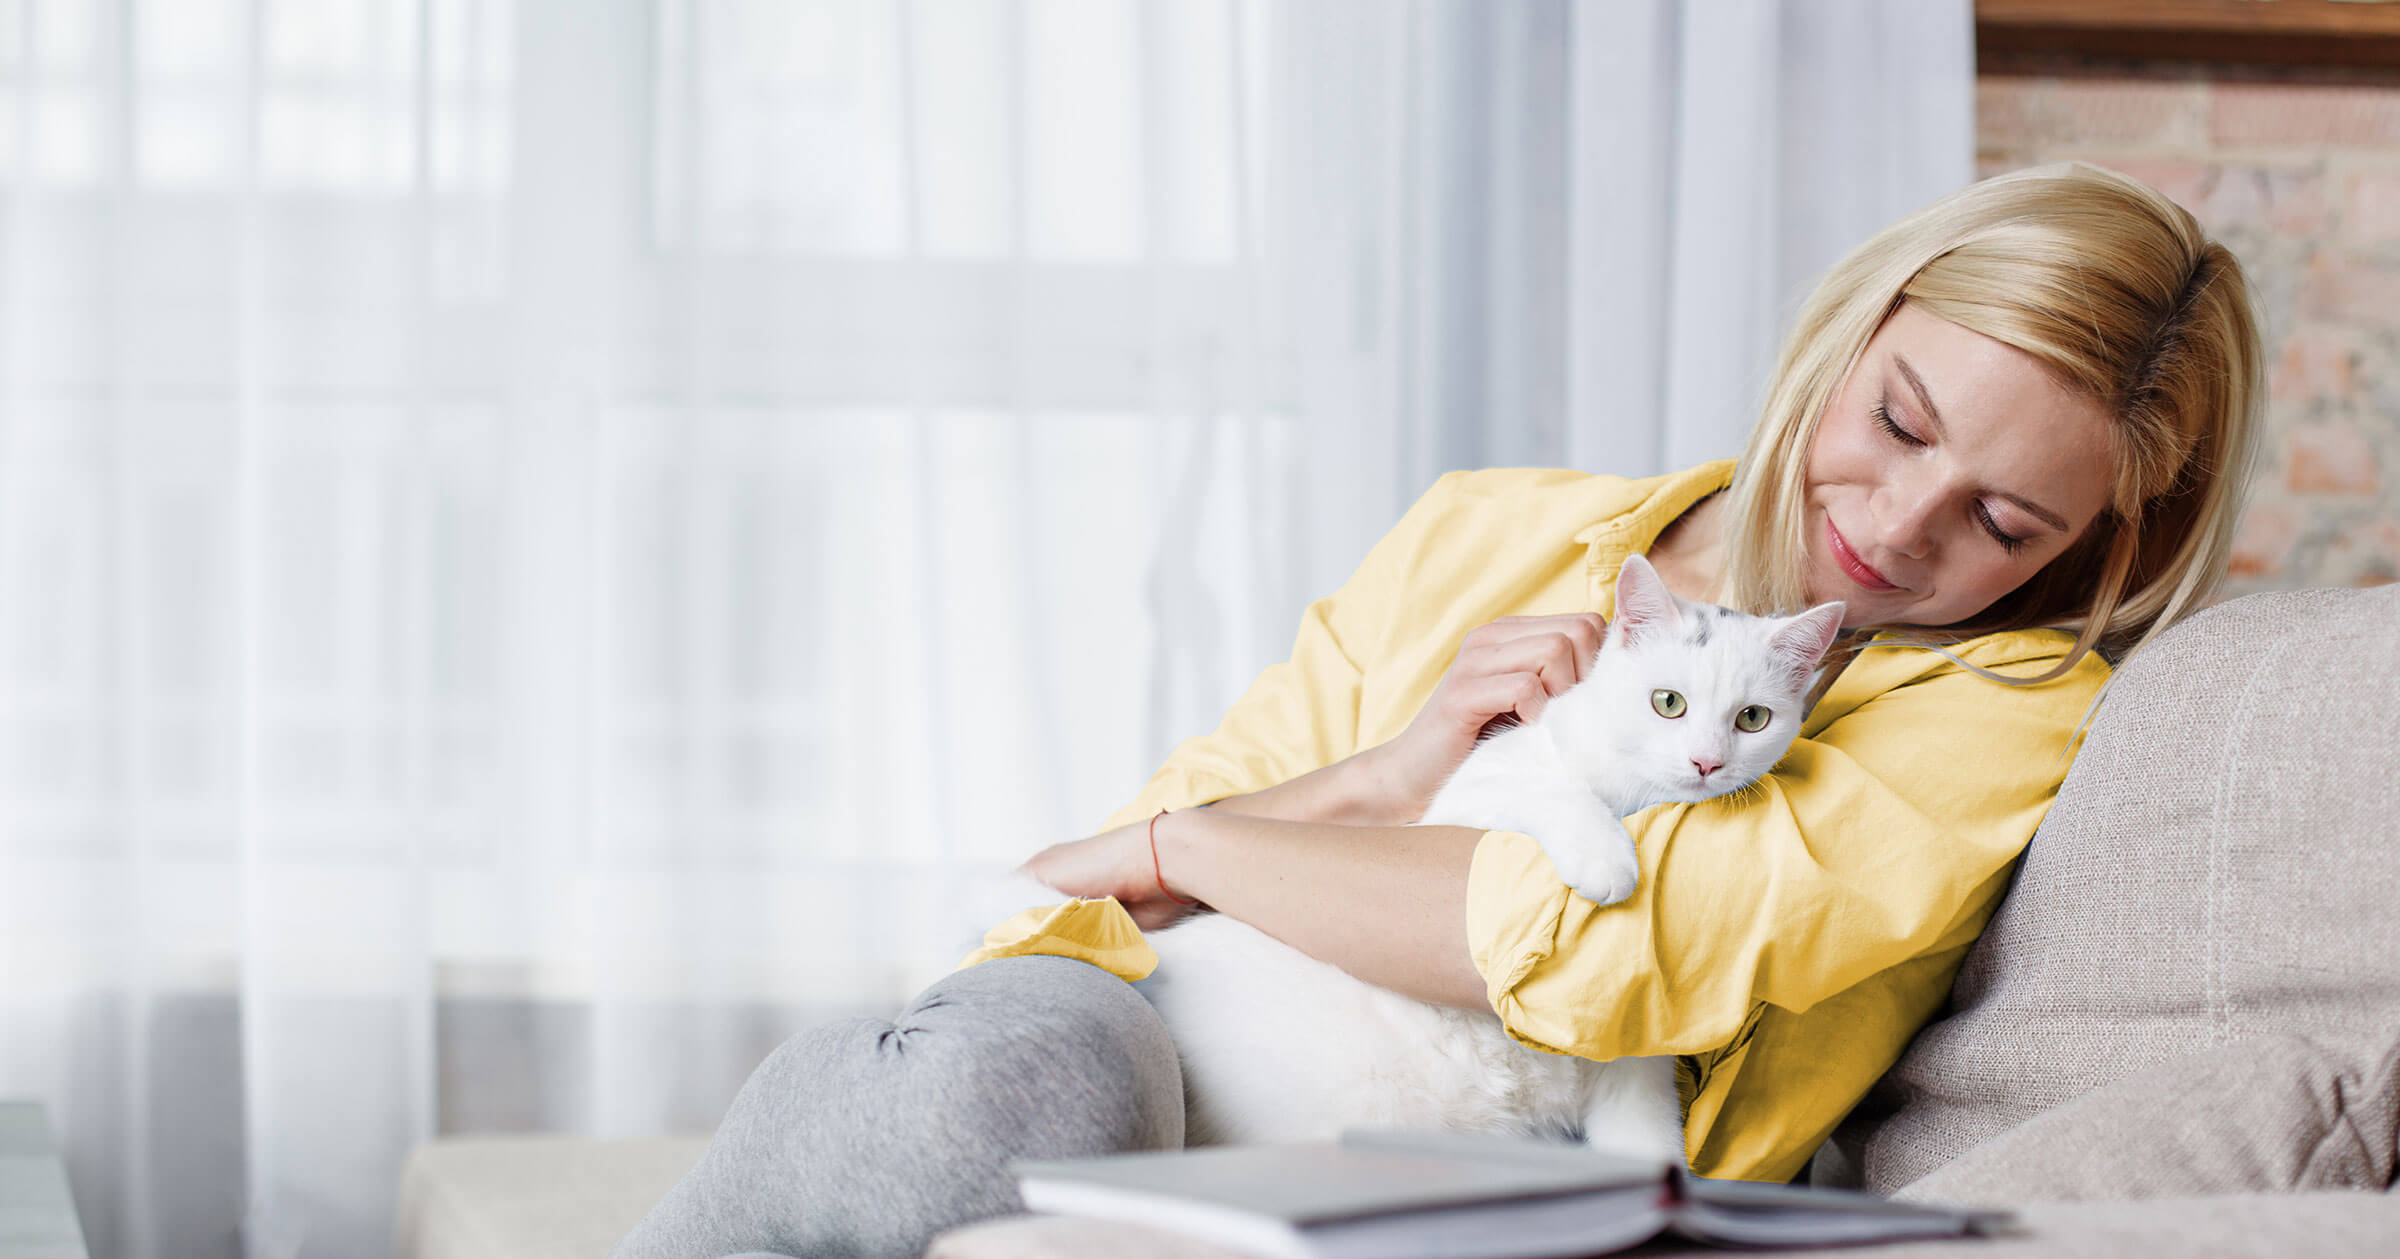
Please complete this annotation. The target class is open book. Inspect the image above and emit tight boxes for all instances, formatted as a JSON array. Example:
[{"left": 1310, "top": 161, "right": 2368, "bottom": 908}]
[{"left": 1012, "top": 1129, "right": 2015, "bottom": 1259}]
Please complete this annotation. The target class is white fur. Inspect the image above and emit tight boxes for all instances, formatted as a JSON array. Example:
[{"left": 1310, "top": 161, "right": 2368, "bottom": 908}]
[{"left": 1026, "top": 555, "right": 1844, "bottom": 1164}]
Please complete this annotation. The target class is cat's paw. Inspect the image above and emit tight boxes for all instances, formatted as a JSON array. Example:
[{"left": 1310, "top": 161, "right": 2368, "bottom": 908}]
[{"left": 1552, "top": 852, "right": 1639, "bottom": 906}]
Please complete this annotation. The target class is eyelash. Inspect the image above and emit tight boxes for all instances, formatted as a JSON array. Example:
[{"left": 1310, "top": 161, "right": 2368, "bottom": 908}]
[{"left": 1871, "top": 400, "right": 2031, "bottom": 557}]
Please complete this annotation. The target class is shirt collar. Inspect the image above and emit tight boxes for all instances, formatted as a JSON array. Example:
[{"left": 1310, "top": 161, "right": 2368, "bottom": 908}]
[
  {"left": 1577, "top": 458, "right": 1738, "bottom": 610},
  {"left": 1574, "top": 458, "right": 1738, "bottom": 553}
]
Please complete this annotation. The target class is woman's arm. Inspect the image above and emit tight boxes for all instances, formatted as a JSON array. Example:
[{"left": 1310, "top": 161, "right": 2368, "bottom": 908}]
[
  {"left": 1031, "top": 597, "right": 1602, "bottom": 1004},
  {"left": 1117, "top": 608, "right": 1595, "bottom": 834},
  {"left": 1020, "top": 808, "right": 1491, "bottom": 1010},
  {"left": 1036, "top": 629, "right": 1593, "bottom": 1011},
  {"left": 1172, "top": 810, "right": 1489, "bottom": 1008},
  {"left": 1191, "top": 753, "right": 1397, "bottom": 825}
]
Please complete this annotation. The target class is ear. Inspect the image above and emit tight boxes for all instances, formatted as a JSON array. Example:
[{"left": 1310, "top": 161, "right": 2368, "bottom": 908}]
[
  {"left": 1612, "top": 553, "right": 1682, "bottom": 647},
  {"left": 1767, "top": 601, "right": 1847, "bottom": 688}
]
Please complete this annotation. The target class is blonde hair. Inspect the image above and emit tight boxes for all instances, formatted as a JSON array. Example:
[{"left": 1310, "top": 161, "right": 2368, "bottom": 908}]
[{"left": 1716, "top": 161, "right": 2263, "bottom": 692}]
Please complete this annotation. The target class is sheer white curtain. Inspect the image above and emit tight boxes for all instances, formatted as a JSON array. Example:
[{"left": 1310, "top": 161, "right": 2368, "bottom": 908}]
[{"left": 0, "top": 2, "right": 1967, "bottom": 1256}]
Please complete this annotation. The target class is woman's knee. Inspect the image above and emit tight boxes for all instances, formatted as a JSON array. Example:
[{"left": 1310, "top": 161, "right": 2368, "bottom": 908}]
[
  {"left": 609, "top": 957, "right": 1184, "bottom": 1259},
  {"left": 881, "top": 956, "right": 1185, "bottom": 1154}
]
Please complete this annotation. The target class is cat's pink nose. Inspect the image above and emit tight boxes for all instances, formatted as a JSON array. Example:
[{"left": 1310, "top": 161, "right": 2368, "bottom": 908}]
[{"left": 1692, "top": 756, "right": 1722, "bottom": 780}]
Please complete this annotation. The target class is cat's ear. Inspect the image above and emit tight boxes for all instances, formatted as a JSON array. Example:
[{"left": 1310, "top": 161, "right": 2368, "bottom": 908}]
[
  {"left": 1767, "top": 600, "right": 1846, "bottom": 688},
  {"left": 1612, "top": 553, "right": 1682, "bottom": 647}
]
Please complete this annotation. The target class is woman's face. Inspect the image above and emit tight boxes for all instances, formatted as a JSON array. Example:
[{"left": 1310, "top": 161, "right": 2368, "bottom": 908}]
[{"left": 1804, "top": 302, "right": 2116, "bottom": 629}]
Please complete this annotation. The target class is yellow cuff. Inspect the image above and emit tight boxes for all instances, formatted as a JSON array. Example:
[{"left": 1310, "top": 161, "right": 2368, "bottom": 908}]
[
  {"left": 953, "top": 896, "right": 1160, "bottom": 983},
  {"left": 1465, "top": 828, "right": 1579, "bottom": 1053}
]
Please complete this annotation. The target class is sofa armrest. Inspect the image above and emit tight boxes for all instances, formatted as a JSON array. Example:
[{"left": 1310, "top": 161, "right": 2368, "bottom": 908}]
[{"left": 395, "top": 1135, "right": 710, "bottom": 1259}]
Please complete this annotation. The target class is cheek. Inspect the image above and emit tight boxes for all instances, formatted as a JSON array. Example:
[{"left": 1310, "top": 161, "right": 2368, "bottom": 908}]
[
  {"left": 1935, "top": 553, "right": 2042, "bottom": 618},
  {"left": 1806, "top": 412, "right": 1884, "bottom": 491}
]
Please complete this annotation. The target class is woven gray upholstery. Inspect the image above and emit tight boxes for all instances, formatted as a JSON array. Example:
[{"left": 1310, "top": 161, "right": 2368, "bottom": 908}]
[{"left": 1814, "top": 585, "right": 2400, "bottom": 1202}]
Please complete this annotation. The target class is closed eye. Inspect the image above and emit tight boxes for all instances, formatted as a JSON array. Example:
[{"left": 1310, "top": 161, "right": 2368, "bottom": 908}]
[
  {"left": 1878, "top": 396, "right": 2032, "bottom": 557},
  {"left": 1862, "top": 402, "right": 1920, "bottom": 446}
]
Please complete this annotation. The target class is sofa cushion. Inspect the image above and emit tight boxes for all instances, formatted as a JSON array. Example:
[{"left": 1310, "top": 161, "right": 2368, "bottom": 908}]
[
  {"left": 1814, "top": 585, "right": 2400, "bottom": 1196},
  {"left": 1893, "top": 1031, "right": 2400, "bottom": 1205}
]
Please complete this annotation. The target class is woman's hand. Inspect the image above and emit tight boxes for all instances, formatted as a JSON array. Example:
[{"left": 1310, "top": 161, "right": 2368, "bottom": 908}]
[
  {"left": 1353, "top": 612, "right": 1608, "bottom": 825},
  {"left": 1019, "top": 815, "right": 1206, "bottom": 932}
]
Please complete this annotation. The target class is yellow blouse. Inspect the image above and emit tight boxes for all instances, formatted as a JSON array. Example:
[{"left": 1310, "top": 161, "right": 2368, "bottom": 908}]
[{"left": 985, "top": 460, "right": 2110, "bottom": 1184}]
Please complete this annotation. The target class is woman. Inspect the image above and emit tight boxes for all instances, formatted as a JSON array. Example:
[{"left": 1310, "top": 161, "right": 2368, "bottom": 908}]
[{"left": 610, "top": 162, "right": 2260, "bottom": 1259}]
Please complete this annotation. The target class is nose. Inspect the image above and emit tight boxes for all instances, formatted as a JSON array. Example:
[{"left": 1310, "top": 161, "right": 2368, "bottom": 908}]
[
  {"left": 1874, "top": 467, "right": 1942, "bottom": 560},
  {"left": 1692, "top": 755, "right": 1723, "bottom": 780}
]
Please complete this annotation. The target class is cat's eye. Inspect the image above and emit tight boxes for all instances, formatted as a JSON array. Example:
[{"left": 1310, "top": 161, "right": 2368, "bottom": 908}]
[
  {"left": 1651, "top": 689, "right": 1686, "bottom": 719},
  {"left": 1735, "top": 705, "right": 1771, "bottom": 733}
]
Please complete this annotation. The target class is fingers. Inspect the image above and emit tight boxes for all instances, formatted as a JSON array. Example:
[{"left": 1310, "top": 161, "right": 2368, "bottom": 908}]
[
  {"left": 1439, "top": 615, "right": 1611, "bottom": 733},
  {"left": 1368, "top": 613, "right": 1612, "bottom": 822},
  {"left": 1469, "top": 611, "right": 1608, "bottom": 646},
  {"left": 1450, "top": 669, "right": 1554, "bottom": 730},
  {"left": 1461, "top": 613, "right": 1606, "bottom": 683},
  {"left": 1460, "top": 628, "right": 1598, "bottom": 702}
]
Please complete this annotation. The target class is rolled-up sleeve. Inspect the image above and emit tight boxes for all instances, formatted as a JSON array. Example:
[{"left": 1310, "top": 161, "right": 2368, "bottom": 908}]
[{"left": 1468, "top": 638, "right": 2110, "bottom": 1061}]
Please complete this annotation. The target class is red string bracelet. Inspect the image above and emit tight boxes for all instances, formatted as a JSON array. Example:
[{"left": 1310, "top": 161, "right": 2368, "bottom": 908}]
[{"left": 1149, "top": 808, "right": 1200, "bottom": 907}]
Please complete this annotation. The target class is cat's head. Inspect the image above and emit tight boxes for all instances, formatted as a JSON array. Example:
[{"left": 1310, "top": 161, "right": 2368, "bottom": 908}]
[{"left": 1558, "top": 553, "right": 1845, "bottom": 809}]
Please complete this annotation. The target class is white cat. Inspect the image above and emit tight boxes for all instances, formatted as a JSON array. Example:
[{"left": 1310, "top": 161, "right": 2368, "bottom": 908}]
[{"left": 1007, "top": 553, "right": 1844, "bottom": 1164}]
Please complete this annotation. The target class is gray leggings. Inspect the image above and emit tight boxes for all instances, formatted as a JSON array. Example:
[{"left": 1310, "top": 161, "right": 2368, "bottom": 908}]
[{"left": 605, "top": 956, "right": 1186, "bottom": 1259}]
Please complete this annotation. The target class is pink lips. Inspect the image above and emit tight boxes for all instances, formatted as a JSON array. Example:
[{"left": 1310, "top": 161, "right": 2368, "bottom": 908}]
[{"left": 1827, "top": 516, "right": 1900, "bottom": 592}]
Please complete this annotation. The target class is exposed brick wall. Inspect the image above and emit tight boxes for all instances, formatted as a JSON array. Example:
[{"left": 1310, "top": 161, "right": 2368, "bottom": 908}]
[{"left": 1979, "top": 58, "right": 2400, "bottom": 594}]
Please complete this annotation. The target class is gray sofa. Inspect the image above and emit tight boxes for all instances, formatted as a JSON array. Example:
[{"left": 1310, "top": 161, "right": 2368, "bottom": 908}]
[{"left": 397, "top": 584, "right": 2400, "bottom": 1258}]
